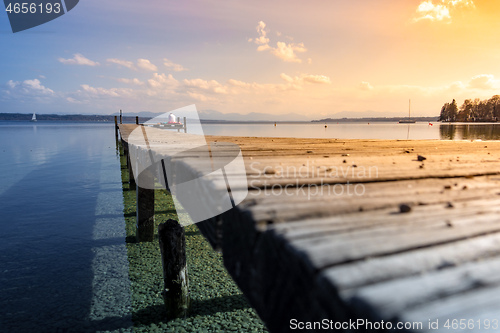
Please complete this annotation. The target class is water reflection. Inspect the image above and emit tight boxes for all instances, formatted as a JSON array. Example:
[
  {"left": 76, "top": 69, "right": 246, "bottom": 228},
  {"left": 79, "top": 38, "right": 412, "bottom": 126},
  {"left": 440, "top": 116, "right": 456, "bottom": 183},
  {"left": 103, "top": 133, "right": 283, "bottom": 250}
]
[{"left": 439, "top": 124, "right": 500, "bottom": 140}]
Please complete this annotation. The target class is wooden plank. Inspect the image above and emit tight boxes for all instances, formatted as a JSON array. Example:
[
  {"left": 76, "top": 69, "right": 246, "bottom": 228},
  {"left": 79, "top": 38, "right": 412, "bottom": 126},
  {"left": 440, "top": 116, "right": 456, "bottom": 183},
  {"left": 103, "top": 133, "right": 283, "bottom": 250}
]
[
  {"left": 286, "top": 198, "right": 500, "bottom": 269},
  {"left": 340, "top": 256, "right": 500, "bottom": 321},
  {"left": 240, "top": 176, "right": 500, "bottom": 225},
  {"left": 400, "top": 284, "right": 500, "bottom": 333},
  {"left": 322, "top": 231, "right": 500, "bottom": 291}
]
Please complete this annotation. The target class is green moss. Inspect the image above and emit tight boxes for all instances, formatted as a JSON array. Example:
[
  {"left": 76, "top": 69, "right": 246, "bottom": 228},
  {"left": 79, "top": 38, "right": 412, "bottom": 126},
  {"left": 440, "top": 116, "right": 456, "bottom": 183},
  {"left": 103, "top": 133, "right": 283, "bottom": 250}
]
[{"left": 119, "top": 148, "right": 268, "bottom": 332}]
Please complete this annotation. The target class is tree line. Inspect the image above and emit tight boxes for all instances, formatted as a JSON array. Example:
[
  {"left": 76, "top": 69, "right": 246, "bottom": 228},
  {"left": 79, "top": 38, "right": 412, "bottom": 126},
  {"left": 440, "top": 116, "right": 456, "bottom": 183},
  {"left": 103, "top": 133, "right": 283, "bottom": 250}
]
[{"left": 439, "top": 95, "right": 500, "bottom": 122}]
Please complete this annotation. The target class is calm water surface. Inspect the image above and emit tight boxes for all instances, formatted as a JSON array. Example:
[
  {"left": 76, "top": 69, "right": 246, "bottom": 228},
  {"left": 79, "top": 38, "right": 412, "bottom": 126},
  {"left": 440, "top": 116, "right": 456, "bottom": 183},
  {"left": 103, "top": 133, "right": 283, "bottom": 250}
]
[
  {"left": 200, "top": 122, "right": 500, "bottom": 140},
  {"left": 0, "top": 122, "right": 131, "bottom": 332}
]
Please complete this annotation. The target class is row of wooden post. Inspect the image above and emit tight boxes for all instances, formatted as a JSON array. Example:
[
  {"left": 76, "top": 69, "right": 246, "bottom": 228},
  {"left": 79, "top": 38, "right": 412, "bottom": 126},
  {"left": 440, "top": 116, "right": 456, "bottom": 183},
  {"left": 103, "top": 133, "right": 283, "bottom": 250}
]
[
  {"left": 118, "top": 123, "right": 189, "bottom": 319},
  {"left": 114, "top": 111, "right": 139, "bottom": 139}
]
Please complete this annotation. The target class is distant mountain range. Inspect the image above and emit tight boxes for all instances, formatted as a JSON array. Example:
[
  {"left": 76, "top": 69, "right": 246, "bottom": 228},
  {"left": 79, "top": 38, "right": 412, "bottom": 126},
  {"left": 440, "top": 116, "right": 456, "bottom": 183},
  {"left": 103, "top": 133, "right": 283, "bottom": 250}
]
[
  {"left": 113, "top": 110, "right": 310, "bottom": 121},
  {"left": 1, "top": 110, "right": 439, "bottom": 123},
  {"left": 113, "top": 109, "right": 425, "bottom": 122}
]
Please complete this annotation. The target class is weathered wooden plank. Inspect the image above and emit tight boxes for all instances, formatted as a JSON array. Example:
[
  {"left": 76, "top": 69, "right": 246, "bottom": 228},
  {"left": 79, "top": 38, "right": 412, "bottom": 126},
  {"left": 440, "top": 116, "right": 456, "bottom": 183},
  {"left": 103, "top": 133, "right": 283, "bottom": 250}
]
[
  {"left": 239, "top": 176, "right": 500, "bottom": 225},
  {"left": 322, "top": 232, "right": 500, "bottom": 291},
  {"left": 340, "top": 255, "right": 500, "bottom": 322},
  {"left": 282, "top": 198, "right": 500, "bottom": 269},
  {"left": 400, "top": 284, "right": 500, "bottom": 333}
]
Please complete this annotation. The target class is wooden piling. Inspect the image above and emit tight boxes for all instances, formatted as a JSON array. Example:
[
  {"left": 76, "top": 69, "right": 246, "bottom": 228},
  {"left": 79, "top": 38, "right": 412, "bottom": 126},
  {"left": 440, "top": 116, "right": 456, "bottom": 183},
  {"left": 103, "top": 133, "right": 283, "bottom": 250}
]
[
  {"left": 136, "top": 168, "right": 155, "bottom": 242},
  {"left": 136, "top": 116, "right": 139, "bottom": 125},
  {"left": 183, "top": 117, "right": 187, "bottom": 133},
  {"left": 159, "top": 219, "right": 190, "bottom": 319},
  {"left": 127, "top": 155, "right": 136, "bottom": 188},
  {"left": 114, "top": 116, "right": 118, "bottom": 138},
  {"left": 119, "top": 109, "right": 123, "bottom": 124}
]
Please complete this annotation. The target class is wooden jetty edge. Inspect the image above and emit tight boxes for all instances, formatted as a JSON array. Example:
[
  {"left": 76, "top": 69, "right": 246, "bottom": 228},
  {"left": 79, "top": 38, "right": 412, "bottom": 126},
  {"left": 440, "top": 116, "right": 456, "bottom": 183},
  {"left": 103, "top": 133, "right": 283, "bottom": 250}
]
[{"left": 119, "top": 124, "right": 500, "bottom": 332}]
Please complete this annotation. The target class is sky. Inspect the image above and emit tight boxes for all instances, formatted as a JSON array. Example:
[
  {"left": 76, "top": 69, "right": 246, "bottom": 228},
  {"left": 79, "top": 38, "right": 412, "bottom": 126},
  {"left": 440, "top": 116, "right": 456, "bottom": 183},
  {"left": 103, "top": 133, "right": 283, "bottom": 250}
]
[{"left": 1, "top": 0, "right": 500, "bottom": 119}]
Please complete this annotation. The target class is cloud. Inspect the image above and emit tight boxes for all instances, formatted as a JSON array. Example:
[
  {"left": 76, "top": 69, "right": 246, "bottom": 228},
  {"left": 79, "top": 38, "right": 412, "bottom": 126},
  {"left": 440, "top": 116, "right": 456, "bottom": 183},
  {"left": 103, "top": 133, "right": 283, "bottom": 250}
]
[
  {"left": 1, "top": 78, "right": 56, "bottom": 106},
  {"left": 468, "top": 74, "right": 496, "bottom": 90},
  {"left": 249, "top": 21, "right": 270, "bottom": 46},
  {"left": 163, "top": 58, "right": 188, "bottom": 72},
  {"left": 66, "top": 97, "right": 84, "bottom": 104},
  {"left": 271, "top": 42, "right": 307, "bottom": 63},
  {"left": 414, "top": 0, "right": 475, "bottom": 23},
  {"left": 249, "top": 21, "right": 308, "bottom": 63},
  {"left": 107, "top": 58, "right": 158, "bottom": 71},
  {"left": 58, "top": 53, "right": 100, "bottom": 66},
  {"left": 5, "top": 79, "right": 54, "bottom": 95},
  {"left": 117, "top": 78, "right": 145, "bottom": 85},
  {"left": 359, "top": 81, "right": 374, "bottom": 91},
  {"left": 147, "top": 73, "right": 179, "bottom": 89},
  {"left": 280, "top": 73, "right": 331, "bottom": 86},
  {"left": 361, "top": 74, "right": 496, "bottom": 100},
  {"left": 187, "top": 91, "right": 213, "bottom": 102},
  {"left": 80, "top": 84, "right": 121, "bottom": 97},
  {"left": 137, "top": 59, "right": 158, "bottom": 71},
  {"left": 227, "top": 79, "right": 251, "bottom": 88},
  {"left": 183, "top": 78, "right": 228, "bottom": 94},
  {"left": 107, "top": 58, "right": 135, "bottom": 70}
]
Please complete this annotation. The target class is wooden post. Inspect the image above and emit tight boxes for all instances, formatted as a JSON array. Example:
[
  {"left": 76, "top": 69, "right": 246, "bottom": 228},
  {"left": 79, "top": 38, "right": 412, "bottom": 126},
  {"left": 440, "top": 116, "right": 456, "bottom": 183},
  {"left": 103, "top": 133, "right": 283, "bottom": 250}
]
[
  {"left": 183, "top": 117, "right": 187, "bottom": 133},
  {"left": 135, "top": 116, "right": 139, "bottom": 125},
  {"left": 123, "top": 141, "right": 128, "bottom": 157},
  {"left": 127, "top": 155, "right": 136, "bottom": 188},
  {"left": 159, "top": 219, "right": 190, "bottom": 319},
  {"left": 136, "top": 168, "right": 155, "bottom": 242},
  {"left": 114, "top": 116, "right": 118, "bottom": 139},
  {"left": 119, "top": 109, "right": 123, "bottom": 124}
]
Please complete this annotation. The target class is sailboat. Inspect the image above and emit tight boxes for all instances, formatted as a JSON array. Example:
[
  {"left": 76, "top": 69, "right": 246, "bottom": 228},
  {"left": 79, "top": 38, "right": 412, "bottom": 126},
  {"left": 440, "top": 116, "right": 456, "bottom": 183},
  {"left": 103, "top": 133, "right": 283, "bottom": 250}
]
[
  {"left": 399, "top": 99, "right": 416, "bottom": 124},
  {"left": 31, "top": 112, "right": 37, "bottom": 122}
]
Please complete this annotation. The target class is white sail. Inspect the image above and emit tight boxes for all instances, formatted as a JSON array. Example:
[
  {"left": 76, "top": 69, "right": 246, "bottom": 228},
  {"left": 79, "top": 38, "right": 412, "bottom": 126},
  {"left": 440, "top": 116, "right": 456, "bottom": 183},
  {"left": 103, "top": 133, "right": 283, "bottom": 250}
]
[{"left": 31, "top": 112, "right": 37, "bottom": 122}]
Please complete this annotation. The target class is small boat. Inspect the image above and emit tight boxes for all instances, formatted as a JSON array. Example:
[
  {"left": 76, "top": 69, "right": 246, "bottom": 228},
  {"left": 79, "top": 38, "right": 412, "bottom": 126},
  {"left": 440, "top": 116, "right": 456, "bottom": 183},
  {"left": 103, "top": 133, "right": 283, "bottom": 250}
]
[
  {"left": 399, "top": 99, "right": 416, "bottom": 124},
  {"left": 31, "top": 112, "right": 37, "bottom": 122}
]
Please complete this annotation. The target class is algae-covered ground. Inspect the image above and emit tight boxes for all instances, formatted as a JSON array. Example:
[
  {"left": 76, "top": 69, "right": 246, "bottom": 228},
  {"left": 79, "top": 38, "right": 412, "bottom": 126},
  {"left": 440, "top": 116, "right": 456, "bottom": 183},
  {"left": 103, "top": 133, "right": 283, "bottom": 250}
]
[{"left": 119, "top": 150, "right": 268, "bottom": 332}]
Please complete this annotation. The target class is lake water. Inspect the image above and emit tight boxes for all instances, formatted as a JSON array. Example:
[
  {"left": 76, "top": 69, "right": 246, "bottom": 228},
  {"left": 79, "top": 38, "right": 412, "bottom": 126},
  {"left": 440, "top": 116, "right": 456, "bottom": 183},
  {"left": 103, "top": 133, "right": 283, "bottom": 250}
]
[
  {"left": 1, "top": 120, "right": 500, "bottom": 331},
  {"left": 0, "top": 122, "right": 132, "bottom": 332},
  {"left": 200, "top": 122, "right": 500, "bottom": 140}
]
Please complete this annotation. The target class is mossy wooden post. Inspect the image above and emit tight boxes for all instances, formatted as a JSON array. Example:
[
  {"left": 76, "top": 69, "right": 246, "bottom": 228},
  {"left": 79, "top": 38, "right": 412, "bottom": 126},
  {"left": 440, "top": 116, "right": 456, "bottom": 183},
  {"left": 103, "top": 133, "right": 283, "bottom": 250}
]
[
  {"left": 136, "top": 167, "right": 155, "bottom": 242},
  {"left": 114, "top": 116, "right": 118, "bottom": 139},
  {"left": 127, "top": 154, "right": 136, "bottom": 188},
  {"left": 159, "top": 219, "right": 190, "bottom": 319}
]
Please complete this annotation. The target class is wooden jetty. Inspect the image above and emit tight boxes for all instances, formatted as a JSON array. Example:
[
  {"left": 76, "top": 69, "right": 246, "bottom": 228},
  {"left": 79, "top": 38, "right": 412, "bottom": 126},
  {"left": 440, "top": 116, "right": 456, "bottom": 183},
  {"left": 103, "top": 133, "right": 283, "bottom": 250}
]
[{"left": 119, "top": 123, "right": 500, "bottom": 332}]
